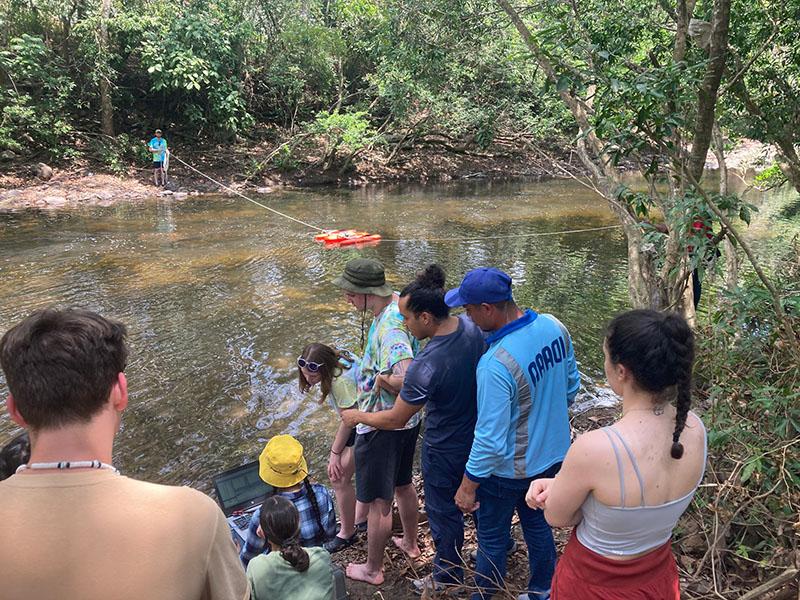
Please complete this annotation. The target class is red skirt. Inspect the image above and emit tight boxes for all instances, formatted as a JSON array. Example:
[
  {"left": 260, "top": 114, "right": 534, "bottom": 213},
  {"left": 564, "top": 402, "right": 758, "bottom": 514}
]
[{"left": 551, "top": 531, "right": 680, "bottom": 600}]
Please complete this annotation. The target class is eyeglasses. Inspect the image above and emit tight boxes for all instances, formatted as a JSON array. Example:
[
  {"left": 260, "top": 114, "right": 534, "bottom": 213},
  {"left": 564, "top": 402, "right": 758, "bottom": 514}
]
[{"left": 297, "top": 357, "right": 324, "bottom": 372}]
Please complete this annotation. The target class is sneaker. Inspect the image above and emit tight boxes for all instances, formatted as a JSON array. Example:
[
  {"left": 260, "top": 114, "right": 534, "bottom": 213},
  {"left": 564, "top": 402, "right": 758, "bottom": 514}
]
[
  {"left": 355, "top": 521, "right": 368, "bottom": 533},
  {"left": 324, "top": 531, "right": 358, "bottom": 553},
  {"left": 468, "top": 539, "right": 517, "bottom": 563},
  {"left": 412, "top": 575, "right": 446, "bottom": 596},
  {"left": 518, "top": 592, "right": 550, "bottom": 600}
]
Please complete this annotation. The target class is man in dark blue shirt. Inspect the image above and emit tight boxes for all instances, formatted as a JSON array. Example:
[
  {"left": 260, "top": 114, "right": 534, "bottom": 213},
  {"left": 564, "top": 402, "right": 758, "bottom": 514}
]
[{"left": 342, "top": 265, "right": 486, "bottom": 593}]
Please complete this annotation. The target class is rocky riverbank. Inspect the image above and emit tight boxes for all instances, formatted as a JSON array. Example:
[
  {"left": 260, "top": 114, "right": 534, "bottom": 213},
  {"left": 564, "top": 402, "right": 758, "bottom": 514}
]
[{"left": 0, "top": 138, "right": 776, "bottom": 211}]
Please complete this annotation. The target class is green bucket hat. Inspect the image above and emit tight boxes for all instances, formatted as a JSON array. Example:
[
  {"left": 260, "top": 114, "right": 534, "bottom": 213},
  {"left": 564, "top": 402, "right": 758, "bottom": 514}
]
[{"left": 333, "top": 258, "right": 393, "bottom": 296}]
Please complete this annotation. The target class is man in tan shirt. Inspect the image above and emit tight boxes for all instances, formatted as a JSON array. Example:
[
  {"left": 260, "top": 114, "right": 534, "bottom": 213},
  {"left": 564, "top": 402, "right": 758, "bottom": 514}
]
[{"left": 0, "top": 308, "right": 248, "bottom": 600}]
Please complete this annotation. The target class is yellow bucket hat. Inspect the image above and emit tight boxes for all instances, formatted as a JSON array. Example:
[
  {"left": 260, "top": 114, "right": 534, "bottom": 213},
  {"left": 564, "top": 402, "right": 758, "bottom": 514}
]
[{"left": 259, "top": 435, "right": 308, "bottom": 488}]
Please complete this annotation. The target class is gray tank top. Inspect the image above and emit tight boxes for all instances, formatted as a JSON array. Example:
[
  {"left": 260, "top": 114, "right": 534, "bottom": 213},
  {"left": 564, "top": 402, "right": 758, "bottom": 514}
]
[{"left": 575, "top": 413, "right": 707, "bottom": 556}]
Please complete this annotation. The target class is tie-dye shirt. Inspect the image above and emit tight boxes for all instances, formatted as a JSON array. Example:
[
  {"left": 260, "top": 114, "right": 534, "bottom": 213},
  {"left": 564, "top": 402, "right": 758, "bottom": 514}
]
[{"left": 356, "top": 301, "right": 420, "bottom": 434}]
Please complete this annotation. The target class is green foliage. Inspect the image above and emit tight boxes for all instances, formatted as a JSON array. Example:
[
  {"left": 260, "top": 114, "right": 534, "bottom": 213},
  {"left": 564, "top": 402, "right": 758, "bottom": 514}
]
[
  {"left": 0, "top": 34, "right": 75, "bottom": 156},
  {"left": 754, "top": 163, "right": 788, "bottom": 189},
  {"left": 137, "top": 3, "right": 254, "bottom": 133},
  {"left": 271, "top": 144, "right": 298, "bottom": 172},
  {"left": 94, "top": 133, "right": 142, "bottom": 175},
  {"left": 309, "top": 109, "right": 374, "bottom": 153},
  {"left": 695, "top": 246, "right": 800, "bottom": 567}
]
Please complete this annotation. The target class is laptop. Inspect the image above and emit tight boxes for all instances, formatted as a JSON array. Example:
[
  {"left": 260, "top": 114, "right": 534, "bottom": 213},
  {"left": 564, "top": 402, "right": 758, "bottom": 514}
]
[{"left": 212, "top": 460, "right": 273, "bottom": 545}]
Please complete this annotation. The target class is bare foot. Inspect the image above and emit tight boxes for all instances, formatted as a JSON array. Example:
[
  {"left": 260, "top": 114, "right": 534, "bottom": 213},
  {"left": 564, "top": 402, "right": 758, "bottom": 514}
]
[
  {"left": 346, "top": 562, "right": 384, "bottom": 585},
  {"left": 392, "top": 535, "right": 421, "bottom": 559}
]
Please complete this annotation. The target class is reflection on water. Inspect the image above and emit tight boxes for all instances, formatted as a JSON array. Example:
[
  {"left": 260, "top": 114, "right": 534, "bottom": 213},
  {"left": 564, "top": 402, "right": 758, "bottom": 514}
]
[{"left": 0, "top": 179, "right": 636, "bottom": 490}]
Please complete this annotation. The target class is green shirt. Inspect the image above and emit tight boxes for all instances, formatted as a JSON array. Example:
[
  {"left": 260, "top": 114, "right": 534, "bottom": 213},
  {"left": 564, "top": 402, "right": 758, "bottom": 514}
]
[{"left": 246, "top": 546, "right": 334, "bottom": 600}]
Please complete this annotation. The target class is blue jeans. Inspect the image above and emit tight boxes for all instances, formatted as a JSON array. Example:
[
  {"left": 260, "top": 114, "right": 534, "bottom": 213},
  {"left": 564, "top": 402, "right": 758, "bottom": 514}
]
[
  {"left": 422, "top": 443, "right": 470, "bottom": 585},
  {"left": 471, "top": 463, "right": 562, "bottom": 600}
]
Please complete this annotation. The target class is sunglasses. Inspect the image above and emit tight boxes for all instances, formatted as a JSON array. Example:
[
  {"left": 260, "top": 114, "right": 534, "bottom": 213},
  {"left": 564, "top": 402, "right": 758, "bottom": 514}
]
[{"left": 297, "top": 357, "right": 324, "bottom": 372}]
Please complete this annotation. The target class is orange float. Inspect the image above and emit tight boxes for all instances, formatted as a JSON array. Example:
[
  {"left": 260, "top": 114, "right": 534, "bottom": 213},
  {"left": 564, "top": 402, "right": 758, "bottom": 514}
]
[{"left": 314, "top": 229, "right": 382, "bottom": 248}]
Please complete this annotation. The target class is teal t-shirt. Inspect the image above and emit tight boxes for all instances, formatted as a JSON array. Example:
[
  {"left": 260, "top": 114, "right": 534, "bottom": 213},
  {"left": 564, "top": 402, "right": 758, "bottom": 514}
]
[
  {"left": 148, "top": 137, "right": 167, "bottom": 162},
  {"left": 246, "top": 546, "right": 334, "bottom": 600}
]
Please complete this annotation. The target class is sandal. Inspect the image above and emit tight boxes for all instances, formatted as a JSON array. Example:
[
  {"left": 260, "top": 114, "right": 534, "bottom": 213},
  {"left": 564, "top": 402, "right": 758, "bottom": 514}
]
[{"left": 324, "top": 531, "right": 359, "bottom": 553}]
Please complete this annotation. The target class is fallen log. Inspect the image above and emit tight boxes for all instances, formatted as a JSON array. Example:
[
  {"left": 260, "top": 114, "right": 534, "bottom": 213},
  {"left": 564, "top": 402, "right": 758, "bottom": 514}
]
[{"left": 738, "top": 568, "right": 798, "bottom": 600}]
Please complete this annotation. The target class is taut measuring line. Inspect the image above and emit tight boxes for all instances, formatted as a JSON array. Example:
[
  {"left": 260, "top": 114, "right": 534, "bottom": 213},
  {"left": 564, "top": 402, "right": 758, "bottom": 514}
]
[
  {"left": 168, "top": 153, "right": 623, "bottom": 243},
  {"left": 169, "top": 152, "right": 325, "bottom": 232}
]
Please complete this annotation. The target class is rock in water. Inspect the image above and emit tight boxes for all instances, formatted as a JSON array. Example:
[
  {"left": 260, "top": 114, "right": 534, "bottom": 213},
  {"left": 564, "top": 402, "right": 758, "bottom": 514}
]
[{"left": 36, "top": 163, "right": 53, "bottom": 180}]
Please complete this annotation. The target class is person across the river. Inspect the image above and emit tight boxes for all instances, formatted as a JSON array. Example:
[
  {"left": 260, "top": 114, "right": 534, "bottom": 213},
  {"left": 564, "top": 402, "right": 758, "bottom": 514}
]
[{"left": 148, "top": 128, "right": 168, "bottom": 187}]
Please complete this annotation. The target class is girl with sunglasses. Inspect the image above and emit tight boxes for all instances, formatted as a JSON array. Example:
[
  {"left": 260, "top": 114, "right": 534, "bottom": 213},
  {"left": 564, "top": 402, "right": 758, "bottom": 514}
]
[{"left": 298, "top": 343, "right": 369, "bottom": 553}]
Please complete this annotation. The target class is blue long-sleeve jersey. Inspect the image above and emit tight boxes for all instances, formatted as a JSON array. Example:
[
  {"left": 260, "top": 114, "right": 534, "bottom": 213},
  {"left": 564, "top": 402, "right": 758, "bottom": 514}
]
[{"left": 465, "top": 310, "right": 580, "bottom": 481}]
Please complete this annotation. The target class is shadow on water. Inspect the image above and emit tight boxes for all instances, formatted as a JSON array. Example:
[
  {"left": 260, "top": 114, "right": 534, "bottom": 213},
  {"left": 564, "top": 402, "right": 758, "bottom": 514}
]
[{"left": 2, "top": 178, "right": 641, "bottom": 489}]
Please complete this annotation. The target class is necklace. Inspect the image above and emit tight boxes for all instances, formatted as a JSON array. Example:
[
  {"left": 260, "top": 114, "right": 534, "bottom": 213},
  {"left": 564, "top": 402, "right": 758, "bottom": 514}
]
[
  {"left": 16, "top": 460, "right": 119, "bottom": 475},
  {"left": 622, "top": 404, "right": 666, "bottom": 418}
]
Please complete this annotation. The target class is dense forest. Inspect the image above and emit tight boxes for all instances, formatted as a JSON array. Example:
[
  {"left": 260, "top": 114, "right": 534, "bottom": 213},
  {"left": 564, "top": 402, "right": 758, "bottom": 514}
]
[{"left": 1, "top": 0, "right": 798, "bottom": 596}]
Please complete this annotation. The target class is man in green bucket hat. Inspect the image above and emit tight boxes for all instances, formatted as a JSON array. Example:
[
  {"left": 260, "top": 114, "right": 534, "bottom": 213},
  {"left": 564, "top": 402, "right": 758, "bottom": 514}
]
[{"left": 332, "top": 258, "right": 421, "bottom": 586}]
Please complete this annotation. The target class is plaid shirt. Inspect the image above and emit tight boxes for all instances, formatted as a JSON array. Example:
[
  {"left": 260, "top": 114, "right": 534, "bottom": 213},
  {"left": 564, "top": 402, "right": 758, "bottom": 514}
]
[{"left": 239, "top": 483, "right": 337, "bottom": 568}]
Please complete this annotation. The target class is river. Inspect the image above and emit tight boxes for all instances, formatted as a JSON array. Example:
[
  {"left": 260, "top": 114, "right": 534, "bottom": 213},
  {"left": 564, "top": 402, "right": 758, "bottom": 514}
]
[{"left": 1, "top": 177, "right": 794, "bottom": 490}]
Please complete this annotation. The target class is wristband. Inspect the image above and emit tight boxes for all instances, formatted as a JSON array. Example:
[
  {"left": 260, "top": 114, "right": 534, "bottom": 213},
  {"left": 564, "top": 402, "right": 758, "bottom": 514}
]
[{"left": 330, "top": 448, "right": 342, "bottom": 456}]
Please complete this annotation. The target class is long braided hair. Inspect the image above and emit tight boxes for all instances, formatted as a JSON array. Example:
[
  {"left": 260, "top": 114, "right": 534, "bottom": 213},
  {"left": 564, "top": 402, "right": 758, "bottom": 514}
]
[
  {"left": 302, "top": 478, "right": 327, "bottom": 544},
  {"left": 605, "top": 309, "right": 695, "bottom": 459}
]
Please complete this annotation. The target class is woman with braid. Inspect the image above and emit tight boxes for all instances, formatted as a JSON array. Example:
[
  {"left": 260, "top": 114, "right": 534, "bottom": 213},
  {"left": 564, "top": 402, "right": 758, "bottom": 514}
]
[
  {"left": 526, "top": 310, "right": 707, "bottom": 599},
  {"left": 239, "top": 435, "right": 337, "bottom": 568},
  {"left": 247, "top": 495, "right": 335, "bottom": 600}
]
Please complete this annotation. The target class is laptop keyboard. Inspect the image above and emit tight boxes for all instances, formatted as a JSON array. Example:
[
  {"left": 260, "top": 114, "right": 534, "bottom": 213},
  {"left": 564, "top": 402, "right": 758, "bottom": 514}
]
[{"left": 232, "top": 515, "right": 251, "bottom": 528}]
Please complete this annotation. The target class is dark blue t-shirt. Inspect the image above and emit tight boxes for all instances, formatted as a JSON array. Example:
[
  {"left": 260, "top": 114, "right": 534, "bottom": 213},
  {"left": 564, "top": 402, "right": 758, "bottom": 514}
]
[{"left": 400, "top": 315, "right": 486, "bottom": 453}]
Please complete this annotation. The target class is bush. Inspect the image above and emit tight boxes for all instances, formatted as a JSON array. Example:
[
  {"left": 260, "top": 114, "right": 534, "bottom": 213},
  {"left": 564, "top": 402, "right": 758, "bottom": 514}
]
[
  {"left": 0, "top": 34, "right": 75, "bottom": 157},
  {"left": 691, "top": 246, "right": 800, "bottom": 584}
]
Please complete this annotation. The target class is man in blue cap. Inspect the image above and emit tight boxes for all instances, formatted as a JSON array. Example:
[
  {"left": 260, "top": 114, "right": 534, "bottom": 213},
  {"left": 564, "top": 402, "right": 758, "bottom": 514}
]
[{"left": 448, "top": 267, "right": 580, "bottom": 600}]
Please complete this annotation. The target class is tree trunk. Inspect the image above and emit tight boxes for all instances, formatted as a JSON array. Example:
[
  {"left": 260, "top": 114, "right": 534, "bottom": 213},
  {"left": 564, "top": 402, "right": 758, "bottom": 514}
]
[
  {"left": 687, "top": 0, "right": 731, "bottom": 182},
  {"left": 496, "top": 0, "right": 689, "bottom": 311},
  {"left": 774, "top": 137, "right": 800, "bottom": 195},
  {"left": 711, "top": 122, "right": 739, "bottom": 290},
  {"left": 99, "top": 0, "right": 114, "bottom": 137}
]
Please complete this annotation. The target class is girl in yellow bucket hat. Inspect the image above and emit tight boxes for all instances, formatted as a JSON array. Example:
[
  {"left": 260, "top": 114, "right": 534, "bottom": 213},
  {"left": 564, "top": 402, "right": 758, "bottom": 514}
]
[
  {"left": 239, "top": 435, "right": 337, "bottom": 568},
  {"left": 298, "top": 343, "right": 369, "bottom": 553}
]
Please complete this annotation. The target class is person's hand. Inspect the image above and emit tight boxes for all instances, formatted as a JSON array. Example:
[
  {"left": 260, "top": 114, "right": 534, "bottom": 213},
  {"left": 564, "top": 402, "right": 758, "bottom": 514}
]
[
  {"left": 454, "top": 482, "right": 479, "bottom": 513},
  {"left": 373, "top": 372, "right": 390, "bottom": 393},
  {"left": 328, "top": 451, "right": 343, "bottom": 482},
  {"left": 339, "top": 409, "right": 360, "bottom": 429},
  {"left": 526, "top": 478, "right": 554, "bottom": 510}
]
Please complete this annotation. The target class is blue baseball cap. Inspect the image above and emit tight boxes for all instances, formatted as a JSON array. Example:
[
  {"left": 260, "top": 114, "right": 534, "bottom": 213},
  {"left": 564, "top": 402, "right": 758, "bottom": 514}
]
[{"left": 445, "top": 267, "right": 513, "bottom": 307}]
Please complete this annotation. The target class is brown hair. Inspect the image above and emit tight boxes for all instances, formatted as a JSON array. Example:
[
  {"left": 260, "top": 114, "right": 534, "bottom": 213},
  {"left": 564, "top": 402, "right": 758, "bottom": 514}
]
[
  {"left": 259, "top": 495, "right": 310, "bottom": 572},
  {"left": 0, "top": 308, "right": 128, "bottom": 430},
  {"left": 297, "top": 343, "right": 345, "bottom": 402}
]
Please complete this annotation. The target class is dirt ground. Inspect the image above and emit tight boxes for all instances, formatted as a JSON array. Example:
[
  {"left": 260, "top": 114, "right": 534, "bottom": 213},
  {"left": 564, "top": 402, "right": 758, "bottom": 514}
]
[
  {"left": 0, "top": 136, "right": 574, "bottom": 211},
  {"left": 0, "top": 137, "right": 774, "bottom": 212},
  {"left": 331, "top": 408, "right": 620, "bottom": 600}
]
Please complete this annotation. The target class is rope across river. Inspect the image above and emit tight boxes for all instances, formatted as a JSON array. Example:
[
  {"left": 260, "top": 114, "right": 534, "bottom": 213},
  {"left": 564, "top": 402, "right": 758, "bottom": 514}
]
[{"left": 168, "top": 151, "right": 623, "bottom": 243}]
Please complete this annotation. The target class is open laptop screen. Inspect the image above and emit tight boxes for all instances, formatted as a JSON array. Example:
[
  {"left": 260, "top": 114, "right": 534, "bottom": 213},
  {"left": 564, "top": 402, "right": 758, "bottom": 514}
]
[{"left": 213, "top": 461, "right": 272, "bottom": 515}]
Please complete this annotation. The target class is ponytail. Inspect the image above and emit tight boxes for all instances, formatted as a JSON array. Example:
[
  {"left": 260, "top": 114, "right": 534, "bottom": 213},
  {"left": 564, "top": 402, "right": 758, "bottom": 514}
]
[
  {"left": 259, "top": 495, "right": 311, "bottom": 573},
  {"left": 280, "top": 539, "right": 310, "bottom": 573}
]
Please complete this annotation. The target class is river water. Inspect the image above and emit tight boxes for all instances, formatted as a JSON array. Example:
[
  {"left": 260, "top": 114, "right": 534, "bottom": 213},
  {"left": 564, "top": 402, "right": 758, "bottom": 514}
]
[{"left": 1, "top": 178, "right": 793, "bottom": 490}]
